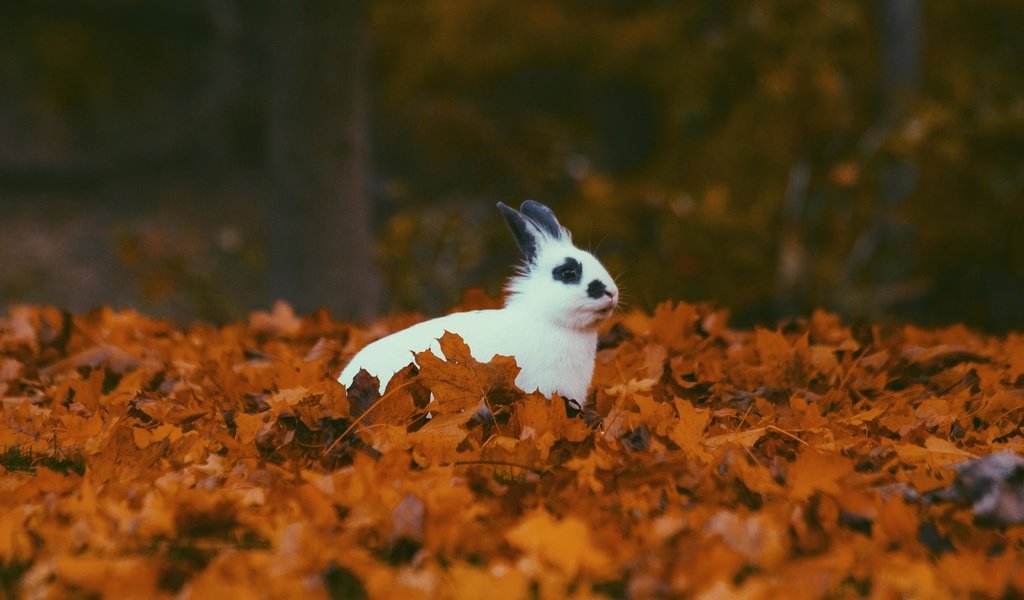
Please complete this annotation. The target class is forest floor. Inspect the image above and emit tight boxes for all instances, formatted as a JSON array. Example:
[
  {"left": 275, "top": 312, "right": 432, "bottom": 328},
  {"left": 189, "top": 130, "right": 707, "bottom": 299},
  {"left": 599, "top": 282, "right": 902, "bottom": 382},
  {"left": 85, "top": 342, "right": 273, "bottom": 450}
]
[{"left": 1, "top": 300, "right": 1023, "bottom": 599}]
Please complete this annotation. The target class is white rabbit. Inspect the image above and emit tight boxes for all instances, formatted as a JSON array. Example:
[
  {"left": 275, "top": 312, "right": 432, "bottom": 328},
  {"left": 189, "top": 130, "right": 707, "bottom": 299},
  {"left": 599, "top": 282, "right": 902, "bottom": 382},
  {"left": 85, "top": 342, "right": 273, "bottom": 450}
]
[{"left": 337, "top": 200, "right": 619, "bottom": 404}]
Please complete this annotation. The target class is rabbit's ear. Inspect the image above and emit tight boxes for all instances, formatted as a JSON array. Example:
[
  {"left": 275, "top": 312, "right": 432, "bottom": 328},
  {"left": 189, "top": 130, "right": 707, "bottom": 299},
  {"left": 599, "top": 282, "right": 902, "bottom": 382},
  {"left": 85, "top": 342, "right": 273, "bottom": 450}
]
[
  {"left": 497, "top": 202, "right": 539, "bottom": 263},
  {"left": 519, "top": 200, "right": 565, "bottom": 240}
]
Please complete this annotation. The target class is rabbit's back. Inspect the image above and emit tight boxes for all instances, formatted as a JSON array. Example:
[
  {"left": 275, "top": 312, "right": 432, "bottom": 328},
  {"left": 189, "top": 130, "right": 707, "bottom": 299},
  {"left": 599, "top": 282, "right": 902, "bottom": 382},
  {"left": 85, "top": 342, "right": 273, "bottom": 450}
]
[
  {"left": 338, "top": 306, "right": 597, "bottom": 401},
  {"left": 338, "top": 309, "right": 504, "bottom": 393}
]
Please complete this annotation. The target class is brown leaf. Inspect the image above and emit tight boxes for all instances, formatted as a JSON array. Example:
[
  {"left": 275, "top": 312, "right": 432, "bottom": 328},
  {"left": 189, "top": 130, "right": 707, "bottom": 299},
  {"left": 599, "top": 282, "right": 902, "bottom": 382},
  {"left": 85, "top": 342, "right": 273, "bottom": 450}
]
[
  {"left": 788, "top": 449, "right": 855, "bottom": 500},
  {"left": 3, "top": 299, "right": 1024, "bottom": 597},
  {"left": 668, "top": 398, "right": 711, "bottom": 461},
  {"left": 414, "top": 331, "right": 519, "bottom": 415},
  {"left": 248, "top": 300, "right": 302, "bottom": 337}
]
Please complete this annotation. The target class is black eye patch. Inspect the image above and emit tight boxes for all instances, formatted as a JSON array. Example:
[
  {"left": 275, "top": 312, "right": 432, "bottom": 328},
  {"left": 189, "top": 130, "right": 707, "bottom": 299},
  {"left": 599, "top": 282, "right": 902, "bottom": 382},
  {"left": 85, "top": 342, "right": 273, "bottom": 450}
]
[{"left": 551, "top": 257, "right": 582, "bottom": 284}]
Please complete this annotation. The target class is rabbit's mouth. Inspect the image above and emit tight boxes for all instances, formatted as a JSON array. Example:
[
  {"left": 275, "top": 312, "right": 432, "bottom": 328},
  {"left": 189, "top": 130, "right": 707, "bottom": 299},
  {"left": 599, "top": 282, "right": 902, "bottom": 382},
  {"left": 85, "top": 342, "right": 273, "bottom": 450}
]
[{"left": 589, "top": 301, "right": 616, "bottom": 318}]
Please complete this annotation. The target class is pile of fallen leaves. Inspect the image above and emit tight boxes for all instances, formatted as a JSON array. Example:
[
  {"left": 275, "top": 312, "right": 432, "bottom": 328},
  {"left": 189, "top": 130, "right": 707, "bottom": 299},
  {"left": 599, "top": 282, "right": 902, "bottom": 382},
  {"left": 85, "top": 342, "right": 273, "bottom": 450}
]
[{"left": 2, "top": 299, "right": 1024, "bottom": 599}]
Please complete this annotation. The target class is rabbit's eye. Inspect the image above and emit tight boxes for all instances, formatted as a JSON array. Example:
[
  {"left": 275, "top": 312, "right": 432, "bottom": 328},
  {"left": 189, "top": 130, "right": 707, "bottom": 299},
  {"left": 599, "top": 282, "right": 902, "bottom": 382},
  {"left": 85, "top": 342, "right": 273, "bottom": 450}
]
[{"left": 552, "top": 257, "right": 582, "bottom": 284}]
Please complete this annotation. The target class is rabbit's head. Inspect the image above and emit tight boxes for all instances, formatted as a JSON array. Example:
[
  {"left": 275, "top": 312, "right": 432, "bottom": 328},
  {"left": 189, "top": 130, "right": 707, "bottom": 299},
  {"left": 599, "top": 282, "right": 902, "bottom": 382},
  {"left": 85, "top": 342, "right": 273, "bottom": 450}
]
[{"left": 497, "top": 200, "right": 619, "bottom": 330}]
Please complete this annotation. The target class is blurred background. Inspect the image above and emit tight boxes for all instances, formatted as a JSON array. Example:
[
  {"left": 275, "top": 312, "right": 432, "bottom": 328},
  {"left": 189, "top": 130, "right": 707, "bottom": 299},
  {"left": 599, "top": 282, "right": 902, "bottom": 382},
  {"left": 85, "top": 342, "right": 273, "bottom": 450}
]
[{"left": 1, "top": 0, "right": 1022, "bottom": 330}]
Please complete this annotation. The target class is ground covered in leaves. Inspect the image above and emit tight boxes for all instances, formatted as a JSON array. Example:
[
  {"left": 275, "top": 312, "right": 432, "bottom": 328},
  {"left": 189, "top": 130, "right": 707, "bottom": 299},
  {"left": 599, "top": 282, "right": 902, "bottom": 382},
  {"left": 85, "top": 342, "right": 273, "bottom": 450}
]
[{"left": 2, "top": 300, "right": 1024, "bottom": 599}]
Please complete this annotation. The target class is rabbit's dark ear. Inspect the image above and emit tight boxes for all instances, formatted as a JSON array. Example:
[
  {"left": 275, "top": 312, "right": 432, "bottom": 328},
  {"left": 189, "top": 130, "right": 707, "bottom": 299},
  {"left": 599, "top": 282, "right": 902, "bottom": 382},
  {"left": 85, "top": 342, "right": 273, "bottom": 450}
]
[
  {"left": 520, "top": 200, "right": 564, "bottom": 240},
  {"left": 497, "top": 202, "right": 538, "bottom": 263}
]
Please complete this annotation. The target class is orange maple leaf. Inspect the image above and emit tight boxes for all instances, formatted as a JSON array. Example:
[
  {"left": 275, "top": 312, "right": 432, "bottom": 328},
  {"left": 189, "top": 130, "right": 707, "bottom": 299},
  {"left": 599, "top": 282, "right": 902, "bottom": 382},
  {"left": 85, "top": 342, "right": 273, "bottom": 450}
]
[{"left": 414, "top": 331, "right": 520, "bottom": 415}]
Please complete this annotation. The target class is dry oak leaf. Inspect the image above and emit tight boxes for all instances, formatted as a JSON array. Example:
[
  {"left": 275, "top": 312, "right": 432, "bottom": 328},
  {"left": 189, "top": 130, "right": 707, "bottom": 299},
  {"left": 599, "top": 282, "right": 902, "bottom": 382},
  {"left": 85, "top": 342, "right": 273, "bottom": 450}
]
[
  {"left": 414, "top": 331, "right": 520, "bottom": 415},
  {"left": 505, "top": 509, "right": 611, "bottom": 578}
]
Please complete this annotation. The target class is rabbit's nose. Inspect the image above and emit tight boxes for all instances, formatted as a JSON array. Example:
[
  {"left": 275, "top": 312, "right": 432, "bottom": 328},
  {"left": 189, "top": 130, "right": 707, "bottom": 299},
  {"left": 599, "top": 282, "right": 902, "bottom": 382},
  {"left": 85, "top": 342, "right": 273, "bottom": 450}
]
[{"left": 586, "top": 279, "right": 607, "bottom": 299}]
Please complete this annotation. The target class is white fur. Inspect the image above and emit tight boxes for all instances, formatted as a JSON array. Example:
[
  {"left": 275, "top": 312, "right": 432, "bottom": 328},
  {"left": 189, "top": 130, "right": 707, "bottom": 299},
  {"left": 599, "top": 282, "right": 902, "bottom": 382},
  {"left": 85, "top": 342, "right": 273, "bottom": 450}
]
[{"left": 337, "top": 202, "right": 618, "bottom": 403}]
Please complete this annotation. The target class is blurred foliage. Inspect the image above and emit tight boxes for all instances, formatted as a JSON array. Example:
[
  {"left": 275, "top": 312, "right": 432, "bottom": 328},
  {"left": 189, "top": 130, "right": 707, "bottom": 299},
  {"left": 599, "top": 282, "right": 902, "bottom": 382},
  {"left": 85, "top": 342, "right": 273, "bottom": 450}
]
[
  {"left": 0, "top": 3, "right": 221, "bottom": 170},
  {"left": 371, "top": 0, "right": 1024, "bottom": 329},
  {"left": 0, "top": 0, "right": 1022, "bottom": 329}
]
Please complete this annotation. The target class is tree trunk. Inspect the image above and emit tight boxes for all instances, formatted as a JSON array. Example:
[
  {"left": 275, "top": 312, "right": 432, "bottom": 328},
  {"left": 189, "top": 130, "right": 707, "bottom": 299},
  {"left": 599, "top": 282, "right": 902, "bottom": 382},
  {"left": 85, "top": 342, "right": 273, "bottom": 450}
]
[
  {"left": 267, "top": 0, "right": 381, "bottom": 320},
  {"left": 836, "top": 0, "right": 922, "bottom": 315}
]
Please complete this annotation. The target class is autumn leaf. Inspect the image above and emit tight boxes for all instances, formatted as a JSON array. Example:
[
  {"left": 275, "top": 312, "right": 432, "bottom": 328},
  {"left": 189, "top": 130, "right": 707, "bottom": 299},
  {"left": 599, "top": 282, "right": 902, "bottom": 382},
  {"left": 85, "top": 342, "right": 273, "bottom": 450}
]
[
  {"left": 414, "top": 331, "right": 520, "bottom": 414},
  {"left": 788, "top": 449, "right": 855, "bottom": 500},
  {"left": 704, "top": 427, "right": 767, "bottom": 450},
  {"left": 249, "top": 300, "right": 302, "bottom": 337},
  {"left": 648, "top": 301, "right": 699, "bottom": 351},
  {"left": 505, "top": 510, "right": 611, "bottom": 577},
  {"left": 408, "top": 411, "right": 476, "bottom": 465},
  {"left": 348, "top": 364, "right": 423, "bottom": 428},
  {"left": 2, "top": 302, "right": 1024, "bottom": 597},
  {"left": 448, "top": 563, "right": 529, "bottom": 600},
  {"left": 703, "top": 509, "right": 788, "bottom": 569},
  {"left": 668, "top": 398, "right": 711, "bottom": 461}
]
